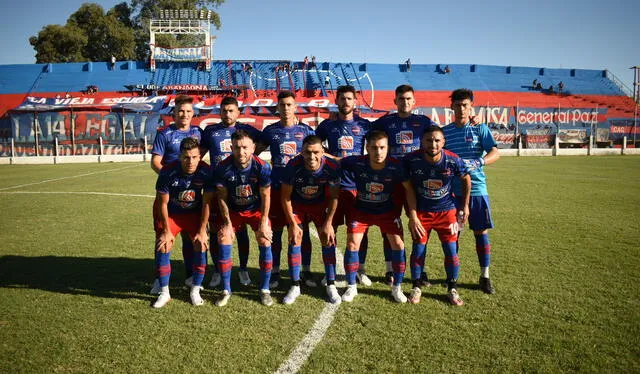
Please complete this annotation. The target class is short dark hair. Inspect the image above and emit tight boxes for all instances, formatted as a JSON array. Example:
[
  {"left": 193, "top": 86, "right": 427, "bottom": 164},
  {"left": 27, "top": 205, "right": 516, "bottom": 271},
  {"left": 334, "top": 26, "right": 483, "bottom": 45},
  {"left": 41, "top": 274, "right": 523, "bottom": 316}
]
[
  {"left": 220, "top": 96, "right": 239, "bottom": 107},
  {"left": 302, "top": 135, "right": 323, "bottom": 147},
  {"left": 180, "top": 136, "right": 200, "bottom": 152},
  {"left": 174, "top": 94, "right": 194, "bottom": 107},
  {"left": 365, "top": 129, "right": 388, "bottom": 144},
  {"left": 450, "top": 88, "right": 474, "bottom": 102},
  {"left": 422, "top": 125, "right": 445, "bottom": 138},
  {"left": 336, "top": 85, "right": 357, "bottom": 98},
  {"left": 231, "top": 129, "right": 253, "bottom": 143},
  {"left": 395, "top": 84, "right": 414, "bottom": 97},
  {"left": 277, "top": 90, "right": 296, "bottom": 102}
]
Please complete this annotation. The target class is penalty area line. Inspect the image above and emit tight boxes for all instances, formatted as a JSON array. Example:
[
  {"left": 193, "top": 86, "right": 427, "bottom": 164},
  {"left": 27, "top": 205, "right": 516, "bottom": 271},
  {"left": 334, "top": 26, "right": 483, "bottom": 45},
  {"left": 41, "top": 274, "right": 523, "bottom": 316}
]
[
  {"left": 275, "top": 227, "right": 345, "bottom": 374},
  {"left": 0, "top": 164, "right": 143, "bottom": 191}
]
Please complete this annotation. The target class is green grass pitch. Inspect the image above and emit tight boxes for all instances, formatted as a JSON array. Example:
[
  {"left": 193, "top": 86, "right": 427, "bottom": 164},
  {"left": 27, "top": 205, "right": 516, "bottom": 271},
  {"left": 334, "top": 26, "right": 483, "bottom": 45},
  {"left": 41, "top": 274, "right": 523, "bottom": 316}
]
[{"left": 0, "top": 156, "right": 639, "bottom": 373}]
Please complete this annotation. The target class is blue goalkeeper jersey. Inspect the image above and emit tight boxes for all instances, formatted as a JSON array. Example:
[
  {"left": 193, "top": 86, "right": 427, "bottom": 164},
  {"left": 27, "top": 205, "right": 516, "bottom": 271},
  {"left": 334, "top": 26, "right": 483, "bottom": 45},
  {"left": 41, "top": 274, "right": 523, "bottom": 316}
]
[{"left": 442, "top": 122, "right": 497, "bottom": 196}]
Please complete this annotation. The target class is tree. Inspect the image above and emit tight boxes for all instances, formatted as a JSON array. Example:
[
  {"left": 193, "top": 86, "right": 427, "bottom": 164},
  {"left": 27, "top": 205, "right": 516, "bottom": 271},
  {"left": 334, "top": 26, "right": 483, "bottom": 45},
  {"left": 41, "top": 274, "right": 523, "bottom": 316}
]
[{"left": 29, "top": 0, "right": 225, "bottom": 63}]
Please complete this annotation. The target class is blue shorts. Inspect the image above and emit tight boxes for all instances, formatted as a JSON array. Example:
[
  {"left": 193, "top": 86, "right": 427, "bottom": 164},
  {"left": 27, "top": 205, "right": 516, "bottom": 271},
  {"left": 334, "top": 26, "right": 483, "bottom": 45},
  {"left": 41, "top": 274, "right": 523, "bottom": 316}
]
[{"left": 456, "top": 195, "right": 494, "bottom": 231}]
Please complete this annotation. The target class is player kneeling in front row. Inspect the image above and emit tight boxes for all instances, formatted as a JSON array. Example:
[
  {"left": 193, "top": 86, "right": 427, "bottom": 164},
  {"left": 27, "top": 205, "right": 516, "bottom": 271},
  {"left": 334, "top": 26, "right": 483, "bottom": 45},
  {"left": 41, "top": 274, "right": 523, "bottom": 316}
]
[
  {"left": 213, "top": 130, "right": 274, "bottom": 307},
  {"left": 153, "top": 137, "right": 212, "bottom": 308},
  {"left": 404, "top": 125, "right": 470, "bottom": 306},
  {"left": 341, "top": 130, "right": 415, "bottom": 303},
  {"left": 281, "top": 135, "right": 342, "bottom": 305}
]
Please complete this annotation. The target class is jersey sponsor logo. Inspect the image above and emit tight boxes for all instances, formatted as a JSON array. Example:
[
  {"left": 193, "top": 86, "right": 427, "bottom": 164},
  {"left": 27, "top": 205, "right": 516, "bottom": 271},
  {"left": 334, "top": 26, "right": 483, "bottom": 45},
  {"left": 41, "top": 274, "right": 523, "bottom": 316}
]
[
  {"left": 351, "top": 126, "right": 361, "bottom": 135},
  {"left": 425, "top": 179, "right": 443, "bottom": 189},
  {"left": 294, "top": 132, "right": 304, "bottom": 140},
  {"left": 338, "top": 136, "right": 354, "bottom": 150},
  {"left": 396, "top": 131, "right": 413, "bottom": 145},
  {"left": 301, "top": 185, "right": 319, "bottom": 196},
  {"left": 236, "top": 184, "right": 253, "bottom": 197},
  {"left": 220, "top": 139, "right": 232, "bottom": 152},
  {"left": 280, "top": 141, "right": 297, "bottom": 155},
  {"left": 366, "top": 182, "right": 384, "bottom": 193}
]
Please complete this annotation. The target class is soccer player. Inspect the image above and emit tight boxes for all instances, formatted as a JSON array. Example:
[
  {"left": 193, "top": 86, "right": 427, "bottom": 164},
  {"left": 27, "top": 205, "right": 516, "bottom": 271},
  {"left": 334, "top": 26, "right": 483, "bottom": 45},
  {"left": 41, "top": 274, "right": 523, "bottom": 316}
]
[
  {"left": 340, "top": 130, "right": 413, "bottom": 303},
  {"left": 214, "top": 129, "right": 274, "bottom": 306},
  {"left": 280, "top": 135, "right": 342, "bottom": 304},
  {"left": 372, "top": 84, "right": 436, "bottom": 286},
  {"left": 256, "top": 91, "right": 315, "bottom": 288},
  {"left": 315, "top": 85, "right": 373, "bottom": 286},
  {"left": 149, "top": 94, "right": 203, "bottom": 294},
  {"left": 442, "top": 88, "right": 500, "bottom": 294},
  {"left": 152, "top": 137, "right": 212, "bottom": 308},
  {"left": 201, "top": 96, "right": 262, "bottom": 288},
  {"left": 404, "top": 125, "right": 471, "bottom": 306}
]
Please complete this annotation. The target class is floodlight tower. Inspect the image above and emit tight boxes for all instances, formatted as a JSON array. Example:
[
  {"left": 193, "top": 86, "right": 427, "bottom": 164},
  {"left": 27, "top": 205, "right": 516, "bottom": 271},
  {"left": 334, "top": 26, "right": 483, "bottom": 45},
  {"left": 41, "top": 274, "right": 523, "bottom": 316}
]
[
  {"left": 631, "top": 66, "right": 640, "bottom": 104},
  {"left": 149, "top": 9, "right": 216, "bottom": 71}
]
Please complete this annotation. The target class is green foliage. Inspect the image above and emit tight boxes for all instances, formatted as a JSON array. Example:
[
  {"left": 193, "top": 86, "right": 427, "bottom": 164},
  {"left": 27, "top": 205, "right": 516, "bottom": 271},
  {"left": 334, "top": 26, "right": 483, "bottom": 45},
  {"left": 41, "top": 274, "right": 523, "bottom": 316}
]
[
  {"left": 0, "top": 157, "right": 638, "bottom": 372},
  {"left": 29, "top": 0, "right": 225, "bottom": 63}
]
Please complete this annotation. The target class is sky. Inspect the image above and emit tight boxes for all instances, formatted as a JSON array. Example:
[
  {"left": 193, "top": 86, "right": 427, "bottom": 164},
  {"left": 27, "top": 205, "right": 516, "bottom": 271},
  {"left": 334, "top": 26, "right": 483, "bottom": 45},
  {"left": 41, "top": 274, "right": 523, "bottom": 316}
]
[{"left": 0, "top": 0, "right": 638, "bottom": 89}]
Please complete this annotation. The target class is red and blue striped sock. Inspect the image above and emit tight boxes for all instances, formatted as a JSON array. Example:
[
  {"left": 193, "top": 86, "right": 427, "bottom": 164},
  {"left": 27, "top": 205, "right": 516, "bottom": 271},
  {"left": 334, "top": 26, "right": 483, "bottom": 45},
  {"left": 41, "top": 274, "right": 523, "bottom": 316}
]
[
  {"left": 237, "top": 229, "right": 250, "bottom": 270},
  {"left": 391, "top": 249, "right": 406, "bottom": 286},
  {"left": 442, "top": 242, "right": 460, "bottom": 285},
  {"left": 344, "top": 250, "right": 359, "bottom": 285},
  {"left": 192, "top": 250, "right": 207, "bottom": 286},
  {"left": 288, "top": 244, "right": 302, "bottom": 282},
  {"left": 474, "top": 233, "right": 491, "bottom": 268},
  {"left": 410, "top": 243, "right": 426, "bottom": 283},
  {"left": 259, "top": 245, "right": 273, "bottom": 290},
  {"left": 219, "top": 244, "right": 233, "bottom": 292},
  {"left": 155, "top": 251, "right": 171, "bottom": 287},
  {"left": 321, "top": 245, "right": 336, "bottom": 282}
]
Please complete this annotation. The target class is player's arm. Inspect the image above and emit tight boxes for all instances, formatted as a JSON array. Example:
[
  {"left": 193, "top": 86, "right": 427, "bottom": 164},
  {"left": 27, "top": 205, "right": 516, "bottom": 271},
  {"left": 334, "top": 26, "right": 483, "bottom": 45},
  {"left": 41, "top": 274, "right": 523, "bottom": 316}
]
[
  {"left": 458, "top": 174, "right": 471, "bottom": 224},
  {"left": 156, "top": 191, "right": 174, "bottom": 253},
  {"left": 151, "top": 154, "right": 163, "bottom": 174},
  {"left": 193, "top": 191, "right": 213, "bottom": 250},
  {"left": 320, "top": 185, "right": 338, "bottom": 246},
  {"left": 258, "top": 185, "right": 273, "bottom": 242},
  {"left": 402, "top": 180, "right": 426, "bottom": 240},
  {"left": 254, "top": 140, "right": 268, "bottom": 157},
  {"left": 216, "top": 185, "right": 234, "bottom": 242},
  {"left": 281, "top": 183, "right": 302, "bottom": 244},
  {"left": 482, "top": 146, "right": 500, "bottom": 166}
]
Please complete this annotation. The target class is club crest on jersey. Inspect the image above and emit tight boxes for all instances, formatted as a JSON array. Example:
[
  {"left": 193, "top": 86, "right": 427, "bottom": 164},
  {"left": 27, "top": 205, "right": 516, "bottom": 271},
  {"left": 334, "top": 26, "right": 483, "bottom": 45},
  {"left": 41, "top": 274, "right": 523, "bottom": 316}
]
[
  {"left": 220, "top": 139, "right": 232, "bottom": 152},
  {"left": 301, "top": 185, "right": 319, "bottom": 196},
  {"left": 236, "top": 184, "right": 252, "bottom": 197},
  {"left": 179, "top": 189, "right": 196, "bottom": 202},
  {"left": 338, "top": 136, "right": 354, "bottom": 150},
  {"left": 425, "top": 179, "right": 443, "bottom": 189},
  {"left": 280, "top": 141, "right": 297, "bottom": 155},
  {"left": 351, "top": 126, "right": 361, "bottom": 135},
  {"left": 294, "top": 132, "right": 304, "bottom": 140},
  {"left": 396, "top": 131, "right": 413, "bottom": 145},
  {"left": 366, "top": 182, "right": 384, "bottom": 193}
]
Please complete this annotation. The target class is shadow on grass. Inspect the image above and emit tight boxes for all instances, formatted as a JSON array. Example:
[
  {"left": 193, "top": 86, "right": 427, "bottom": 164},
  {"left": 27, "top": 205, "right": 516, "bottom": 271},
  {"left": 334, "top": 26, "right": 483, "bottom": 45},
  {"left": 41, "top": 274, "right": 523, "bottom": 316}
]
[{"left": 0, "top": 256, "right": 335, "bottom": 305}]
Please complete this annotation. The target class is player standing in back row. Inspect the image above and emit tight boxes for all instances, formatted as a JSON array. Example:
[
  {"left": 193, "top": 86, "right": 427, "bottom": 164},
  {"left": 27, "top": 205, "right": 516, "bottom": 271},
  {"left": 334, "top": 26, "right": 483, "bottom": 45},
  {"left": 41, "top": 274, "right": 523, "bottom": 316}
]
[
  {"left": 442, "top": 88, "right": 500, "bottom": 294},
  {"left": 372, "top": 84, "right": 435, "bottom": 286}
]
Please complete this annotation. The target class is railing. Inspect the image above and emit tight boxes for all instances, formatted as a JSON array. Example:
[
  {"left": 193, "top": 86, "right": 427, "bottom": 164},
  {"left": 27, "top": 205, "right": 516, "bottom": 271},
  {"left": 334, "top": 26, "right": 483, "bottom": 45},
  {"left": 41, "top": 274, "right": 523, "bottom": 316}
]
[{"left": 606, "top": 69, "right": 633, "bottom": 98}]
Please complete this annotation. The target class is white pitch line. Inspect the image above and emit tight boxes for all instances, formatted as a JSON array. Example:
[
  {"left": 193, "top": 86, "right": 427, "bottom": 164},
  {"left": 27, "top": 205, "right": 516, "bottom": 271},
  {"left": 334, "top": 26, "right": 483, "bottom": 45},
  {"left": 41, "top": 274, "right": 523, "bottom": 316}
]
[
  {"left": 0, "top": 164, "right": 143, "bottom": 191},
  {"left": 275, "top": 227, "right": 345, "bottom": 374},
  {"left": 0, "top": 191, "right": 155, "bottom": 198}
]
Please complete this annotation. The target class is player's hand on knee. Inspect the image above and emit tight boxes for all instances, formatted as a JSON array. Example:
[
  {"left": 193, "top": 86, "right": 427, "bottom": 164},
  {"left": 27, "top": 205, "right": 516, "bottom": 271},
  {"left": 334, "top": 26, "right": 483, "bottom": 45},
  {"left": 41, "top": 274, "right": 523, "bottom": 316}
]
[
  {"left": 408, "top": 216, "right": 426, "bottom": 240},
  {"left": 193, "top": 230, "right": 209, "bottom": 251},
  {"left": 259, "top": 223, "right": 272, "bottom": 243},
  {"left": 156, "top": 231, "right": 175, "bottom": 253},
  {"left": 288, "top": 224, "right": 303, "bottom": 245},
  {"left": 319, "top": 223, "right": 335, "bottom": 247}
]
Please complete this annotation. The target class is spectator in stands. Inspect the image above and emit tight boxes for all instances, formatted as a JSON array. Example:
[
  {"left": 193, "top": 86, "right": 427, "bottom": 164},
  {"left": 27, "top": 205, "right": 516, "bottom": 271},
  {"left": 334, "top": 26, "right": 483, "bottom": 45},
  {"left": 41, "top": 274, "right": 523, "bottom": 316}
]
[
  {"left": 65, "top": 92, "right": 71, "bottom": 99},
  {"left": 444, "top": 65, "right": 451, "bottom": 74},
  {"left": 536, "top": 82, "right": 542, "bottom": 90},
  {"left": 405, "top": 58, "right": 412, "bottom": 72},
  {"left": 548, "top": 85, "right": 554, "bottom": 93},
  {"left": 304, "top": 56, "right": 309, "bottom": 67},
  {"left": 56, "top": 93, "right": 61, "bottom": 99},
  {"left": 324, "top": 75, "right": 331, "bottom": 89},
  {"left": 310, "top": 55, "right": 317, "bottom": 68},
  {"left": 111, "top": 55, "right": 116, "bottom": 70},
  {"left": 247, "top": 64, "right": 253, "bottom": 74},
  {"left": 284, "top": 63, "right": 290, "bottom": 72},
  {"left": 532, "top": 79, "right": 538, "bottom": 88},
  {"left": 558, "top": 81, "right": 564, "bottom": 92}
]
